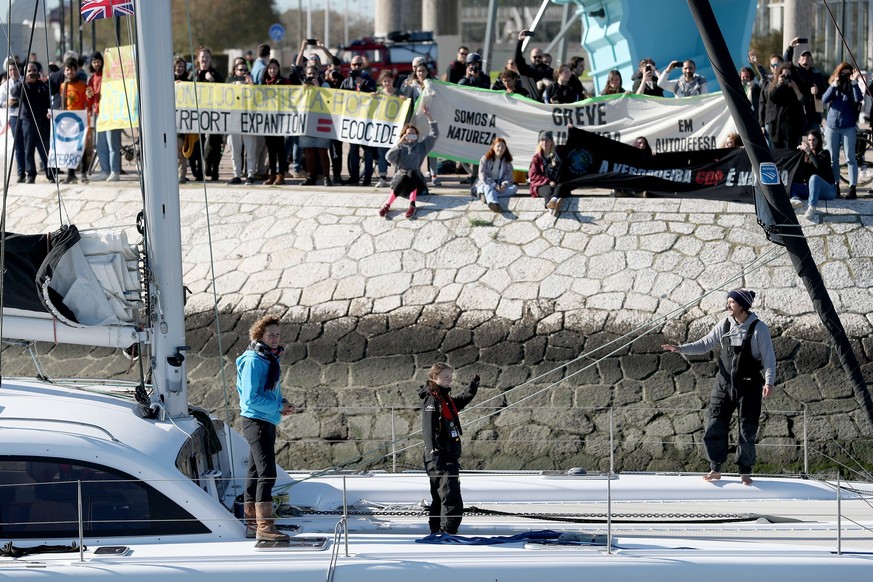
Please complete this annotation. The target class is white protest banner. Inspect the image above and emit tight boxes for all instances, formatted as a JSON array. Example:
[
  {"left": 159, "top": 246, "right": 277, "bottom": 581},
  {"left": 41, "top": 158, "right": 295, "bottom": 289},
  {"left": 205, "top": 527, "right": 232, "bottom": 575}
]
[
  {"left": 412, "top": 81, "right": 737, "bottom": 169},
  {"left": 48, "top": 110, "right": 88, "bottom": 170},
  {"left": 172, "top": 82, "right": 411, "bottom": 146}
]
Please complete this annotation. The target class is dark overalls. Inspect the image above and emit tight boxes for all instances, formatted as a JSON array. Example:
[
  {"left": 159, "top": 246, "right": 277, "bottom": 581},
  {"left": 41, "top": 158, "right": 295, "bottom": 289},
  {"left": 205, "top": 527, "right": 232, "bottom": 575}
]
[{"left": 703, "top": 319, "right": 763, "bottom": 474}]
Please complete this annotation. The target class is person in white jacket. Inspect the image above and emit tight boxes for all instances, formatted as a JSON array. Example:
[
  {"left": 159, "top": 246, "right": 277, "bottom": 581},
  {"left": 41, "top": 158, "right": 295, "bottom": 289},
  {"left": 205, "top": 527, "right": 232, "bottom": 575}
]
[{"left": 0, "top": 58, "right": 25, "bottom": 182}]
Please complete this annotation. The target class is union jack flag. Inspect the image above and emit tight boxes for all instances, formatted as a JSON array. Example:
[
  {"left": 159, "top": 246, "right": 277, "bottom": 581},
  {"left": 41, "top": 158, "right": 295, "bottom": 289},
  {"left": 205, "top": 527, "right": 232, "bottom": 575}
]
[{"left": 81, "top": 0, "right": 135, "bottom": 23}]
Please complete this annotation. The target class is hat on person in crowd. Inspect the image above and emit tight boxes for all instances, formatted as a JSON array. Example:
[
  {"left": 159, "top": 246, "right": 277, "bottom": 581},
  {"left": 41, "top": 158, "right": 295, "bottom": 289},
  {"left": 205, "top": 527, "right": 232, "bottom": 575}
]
[
  {"left": 538, "top": 130, "right": 554, "bottom": 142},
  {"left": 465, "top": 52, "right": 482, "bottom": 64},
  {"left": 90, "top": 51, "right": 103, "bottom": 63},
  {"left": 800, "top": 50, "right": 812, "bottom": 58},
  {"left": 727, "top": 289, "right": 756, "bottom": 311}
]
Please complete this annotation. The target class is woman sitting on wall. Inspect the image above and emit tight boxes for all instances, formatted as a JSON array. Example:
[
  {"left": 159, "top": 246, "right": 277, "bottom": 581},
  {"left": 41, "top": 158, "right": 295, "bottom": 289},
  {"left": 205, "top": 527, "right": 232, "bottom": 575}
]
[
  {"left": 474, "top": 137, "right": 518, "bottom": 213},
  {"left": 529, "top": 130, "right": 565, "bottom": 216}
]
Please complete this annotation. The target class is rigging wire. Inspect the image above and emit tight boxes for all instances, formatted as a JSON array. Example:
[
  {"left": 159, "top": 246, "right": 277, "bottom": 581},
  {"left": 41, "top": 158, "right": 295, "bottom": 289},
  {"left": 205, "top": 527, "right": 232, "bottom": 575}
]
[
  {"left": 821, "top": 0, "right": 871, "bottom": 103},
  {"left": 0, "top": 0, "right": 12, "bottom": 377},
  {"left": 181, "top": 0, "right": 239, "bottom": 485},
  {"left": 287, "top": 244, "right": 791, "bottom": 482}
]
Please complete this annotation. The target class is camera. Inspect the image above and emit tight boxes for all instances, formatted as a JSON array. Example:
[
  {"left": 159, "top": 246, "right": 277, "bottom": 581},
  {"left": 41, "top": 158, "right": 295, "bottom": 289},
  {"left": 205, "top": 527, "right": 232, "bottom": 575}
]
[
  {"left": 305, "top": 76, "right": 315, "bottom": 83},
  {"left": 797, "top": 37, "right": 808, "bottom": 44},
  {"left": 306, "top": 38, "right": 317, "bottom": 46},
  {"left": 521, "top": 30, "right": 533, "bottom": 38},
  {"left": 349, "top": 68, "right": 360, "bottom": 78},
  {"left": 645, "top": 65, "right": 652, "bottom": 73}
]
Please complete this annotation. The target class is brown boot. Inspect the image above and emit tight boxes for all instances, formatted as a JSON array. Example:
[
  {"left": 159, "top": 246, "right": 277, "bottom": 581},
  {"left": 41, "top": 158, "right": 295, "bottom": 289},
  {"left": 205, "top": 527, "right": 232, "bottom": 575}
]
[
  {"left": 255, "top": 501, "right": 290, "bottom": 541},
  {"left": 272, "top": 173, "right": 285, "bottom": 186},
  {"left": 244, "top": 501, "right": 257, "bottom": 539},
  {"left": 263, "top": 173, "right": 276, "bottom": 185}
]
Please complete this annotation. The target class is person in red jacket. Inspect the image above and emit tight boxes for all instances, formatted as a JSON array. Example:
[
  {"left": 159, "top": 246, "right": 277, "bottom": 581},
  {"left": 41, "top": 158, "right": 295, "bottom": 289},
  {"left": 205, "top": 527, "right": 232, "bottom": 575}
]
[{"left": 528, "top": 130, "right": 565, "bottom": 216}]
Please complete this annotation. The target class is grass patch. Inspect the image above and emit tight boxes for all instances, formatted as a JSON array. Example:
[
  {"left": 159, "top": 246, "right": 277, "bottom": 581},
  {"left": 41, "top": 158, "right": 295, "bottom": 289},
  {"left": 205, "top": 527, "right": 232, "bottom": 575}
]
[{"left": 468, "top": 217, "right": 494, "bottom": 227}]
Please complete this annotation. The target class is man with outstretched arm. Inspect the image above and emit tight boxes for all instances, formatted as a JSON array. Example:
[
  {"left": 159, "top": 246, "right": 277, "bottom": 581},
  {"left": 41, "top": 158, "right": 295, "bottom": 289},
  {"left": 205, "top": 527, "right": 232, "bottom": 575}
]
[{"left": 662, "top": 289, "right": 775, "bottom": 485}]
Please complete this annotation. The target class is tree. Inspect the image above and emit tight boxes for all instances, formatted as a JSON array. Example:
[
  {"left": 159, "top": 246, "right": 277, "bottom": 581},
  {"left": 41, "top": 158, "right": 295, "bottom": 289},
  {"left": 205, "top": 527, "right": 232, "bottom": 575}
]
[
  {"left": 750, "top": 29, "right": 784, "bottom": 65},
  {"left": 171, "top": 0, "right": 281, "bottom": 55}
]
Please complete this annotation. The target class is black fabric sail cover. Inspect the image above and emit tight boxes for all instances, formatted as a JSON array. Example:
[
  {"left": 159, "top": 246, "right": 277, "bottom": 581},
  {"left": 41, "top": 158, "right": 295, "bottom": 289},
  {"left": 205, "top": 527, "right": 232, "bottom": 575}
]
[
  {"left": 2, "top": 226, "right": 80, "bottom": 322},
  {"left": 559, "top": 128, "right": 803, "bottom": 201},
  {"left": 686, "top": 0, "right": 873, "bottom": 429}
]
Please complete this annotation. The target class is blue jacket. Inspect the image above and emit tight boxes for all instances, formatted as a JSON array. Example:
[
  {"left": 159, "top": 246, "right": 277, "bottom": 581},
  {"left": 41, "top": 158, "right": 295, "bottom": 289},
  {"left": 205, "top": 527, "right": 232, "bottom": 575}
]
[
  {"left": 236, "top": 349, "right": 284, "bottom": 425},
  {"left": 822, "top": 82, "right": 862, "bottom": 129}
]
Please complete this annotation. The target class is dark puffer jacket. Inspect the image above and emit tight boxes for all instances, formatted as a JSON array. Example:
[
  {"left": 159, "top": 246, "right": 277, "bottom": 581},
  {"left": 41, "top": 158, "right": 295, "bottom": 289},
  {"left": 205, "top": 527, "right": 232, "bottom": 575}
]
[{"left": 419, "top": 377, "right": 479, "bottom": 467}]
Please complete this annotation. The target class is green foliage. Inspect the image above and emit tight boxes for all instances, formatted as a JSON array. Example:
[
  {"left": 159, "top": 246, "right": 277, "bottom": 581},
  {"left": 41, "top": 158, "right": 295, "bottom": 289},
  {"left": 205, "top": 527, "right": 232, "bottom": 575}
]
[
  {"left": 469, "top": 217, "right": 495, "bottom": 227},
  {"left": 750, "top": 29, "right": 784, "bottom": 64},
  {"left": 172, "top": 0, "right": 281, "bottom": 55}
]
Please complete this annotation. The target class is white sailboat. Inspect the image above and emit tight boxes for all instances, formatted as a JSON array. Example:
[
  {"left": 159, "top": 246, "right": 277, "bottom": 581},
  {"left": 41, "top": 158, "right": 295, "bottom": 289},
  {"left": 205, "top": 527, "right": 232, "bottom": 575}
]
[{"left": 2, "top": 1, "right": 873, "bottom": 580}]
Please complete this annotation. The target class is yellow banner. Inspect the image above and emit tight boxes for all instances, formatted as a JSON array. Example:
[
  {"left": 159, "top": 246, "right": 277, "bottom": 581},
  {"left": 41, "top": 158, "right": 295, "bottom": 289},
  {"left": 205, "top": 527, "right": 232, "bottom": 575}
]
[
  {"left": 103, "top": 45, "right": 137, "bottom": 82},
  {"left": 100, "top": 80, "right": 411, "bottom": 145},
  {"left": 97, "top": 79, "right": 139, "bottom": 131}
]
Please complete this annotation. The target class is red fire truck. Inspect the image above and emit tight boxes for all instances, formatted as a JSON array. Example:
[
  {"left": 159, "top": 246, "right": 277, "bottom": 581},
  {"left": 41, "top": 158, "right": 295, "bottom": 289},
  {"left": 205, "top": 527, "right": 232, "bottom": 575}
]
[{"left": 337, "top": 31, "right": 437, "bottom": 79}]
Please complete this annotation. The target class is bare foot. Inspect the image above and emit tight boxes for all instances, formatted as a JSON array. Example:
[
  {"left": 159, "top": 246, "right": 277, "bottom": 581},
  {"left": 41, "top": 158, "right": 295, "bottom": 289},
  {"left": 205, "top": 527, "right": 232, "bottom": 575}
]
[
  {"left": 740, "top": 474, "right": 753, "bottom": 486},
  {"left": 703, "top": 471, "right": 721, "bottom": 481}
]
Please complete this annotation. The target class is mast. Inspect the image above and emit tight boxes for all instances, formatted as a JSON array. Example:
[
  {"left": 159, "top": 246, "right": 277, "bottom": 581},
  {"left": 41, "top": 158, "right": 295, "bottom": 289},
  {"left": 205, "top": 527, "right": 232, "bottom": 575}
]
[
  {"left": 136, "top": 1, "right": 190, "bottom": 419},
  {"left": 686, "top": 0, "right": 873, "bottom": 431}
]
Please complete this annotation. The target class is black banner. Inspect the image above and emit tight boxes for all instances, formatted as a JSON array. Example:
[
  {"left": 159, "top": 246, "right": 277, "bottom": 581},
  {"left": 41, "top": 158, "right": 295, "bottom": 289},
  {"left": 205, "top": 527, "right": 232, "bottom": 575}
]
[{"left": 559, "top": 127, "right": 802, "bottom": 202}]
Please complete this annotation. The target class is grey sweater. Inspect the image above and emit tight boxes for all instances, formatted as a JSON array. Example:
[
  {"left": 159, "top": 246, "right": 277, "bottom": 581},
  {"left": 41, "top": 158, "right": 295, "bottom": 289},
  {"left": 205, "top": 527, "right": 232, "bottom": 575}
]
[
  {"left": 679, "top": 312, "right": 776, "bottom": 386},
  {"left": 386, "top": 121, "right": 438, "bottom": 172}
]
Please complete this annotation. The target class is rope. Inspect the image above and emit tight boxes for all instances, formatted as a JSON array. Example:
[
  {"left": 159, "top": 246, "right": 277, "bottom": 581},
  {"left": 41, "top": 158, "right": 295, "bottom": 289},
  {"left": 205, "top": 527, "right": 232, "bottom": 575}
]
[
  {"left": 182, "top": 0, "right": 238, "bottom": 487},
  {"left": 286, "top": 243, "right": 790, "bottom": 483}
]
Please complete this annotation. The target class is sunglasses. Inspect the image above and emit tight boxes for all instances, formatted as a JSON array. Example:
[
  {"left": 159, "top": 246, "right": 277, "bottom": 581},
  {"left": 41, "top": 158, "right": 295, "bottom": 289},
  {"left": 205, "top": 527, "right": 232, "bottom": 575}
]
[{"left": 350, "top": 62, "right": 363, "bottom": 67}]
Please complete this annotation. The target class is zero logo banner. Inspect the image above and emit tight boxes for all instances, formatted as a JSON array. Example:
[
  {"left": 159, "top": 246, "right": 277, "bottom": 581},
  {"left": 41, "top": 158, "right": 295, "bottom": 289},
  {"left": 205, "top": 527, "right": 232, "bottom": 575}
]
[{"left": 48, "top": 111, "right": 88, "bottom": 170}]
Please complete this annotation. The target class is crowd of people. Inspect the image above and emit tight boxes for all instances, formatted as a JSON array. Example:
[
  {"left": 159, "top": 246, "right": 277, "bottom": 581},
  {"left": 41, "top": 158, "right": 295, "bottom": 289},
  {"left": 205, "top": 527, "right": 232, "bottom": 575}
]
[
  {"left": 743, "top": 37, "right": 865, "bottom": 220},
  {"left": 1, "top": 51, "right": 122, "bottom": 184},
  {"left": 1, "top": 33, "right": 866, "bottom": 222}
]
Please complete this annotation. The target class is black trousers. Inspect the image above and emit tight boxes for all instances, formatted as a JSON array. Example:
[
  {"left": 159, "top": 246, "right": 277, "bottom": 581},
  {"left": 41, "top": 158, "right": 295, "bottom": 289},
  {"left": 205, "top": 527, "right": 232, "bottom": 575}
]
[
  {"left": 425, "top": 459, "right": 462, "bottom": 534},
  {"left": 242, "top": 417, "right": 278, "bottom": 503},
  {"left": 703, "top": 380, "right": 762, "bottom": 474},
  {"left": 538, "top": 183, "right": 567, "bottom": 206}
]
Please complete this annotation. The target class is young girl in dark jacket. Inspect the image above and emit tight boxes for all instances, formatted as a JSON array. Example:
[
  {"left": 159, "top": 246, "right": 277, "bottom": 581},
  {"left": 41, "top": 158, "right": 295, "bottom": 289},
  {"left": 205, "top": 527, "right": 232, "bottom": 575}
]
[{"left": 418, "top": 362, "right": 479, "bottom": 535}]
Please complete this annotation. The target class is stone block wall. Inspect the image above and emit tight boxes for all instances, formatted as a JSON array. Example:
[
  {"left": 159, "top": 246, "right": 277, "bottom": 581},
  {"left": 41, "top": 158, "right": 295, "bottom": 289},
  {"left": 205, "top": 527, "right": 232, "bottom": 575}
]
[{"left": 3, "top": 188, "right": 872, "bottom": 476}]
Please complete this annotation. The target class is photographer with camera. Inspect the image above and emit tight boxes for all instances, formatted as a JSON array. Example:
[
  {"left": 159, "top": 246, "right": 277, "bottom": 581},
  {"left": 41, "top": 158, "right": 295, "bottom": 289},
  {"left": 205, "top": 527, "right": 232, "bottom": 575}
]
[
  {"left": 765, "top": 63, "right": 805, "bottom": 149},
  {"left": 515, "top": 30, "right": 554, "bottom": 100},
  {"left": 458, "top": 53, "right": 490, "bottom": 89},
  {"left": 784, "top": 37, "right": 827, "bottom": 132},
  {"left": 658, "top": 59, "right": 708, "bottom": 97},
  {"left": 632, "top": 58, "right": 664, "bottom": 97},
  {"left": 340, "top": 56, "right": 376, "bottom": 186},
  {"left": 11, "top": 62, "right": 52, "bottom": 183},
  {"left": 822, "top": 62, "right": 863, "bottom": 199}
]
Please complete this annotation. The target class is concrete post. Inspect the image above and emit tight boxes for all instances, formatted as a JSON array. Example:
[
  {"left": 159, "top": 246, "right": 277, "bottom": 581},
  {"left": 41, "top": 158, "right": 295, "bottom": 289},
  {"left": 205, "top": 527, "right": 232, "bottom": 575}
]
[
  {"left": 782, "top": 0, "right": 814, "bottom": 61},
  {"left": 423, "top": 0, "right": 461, "bottom": 79},
  {"left": 375, "top": 0, "right": 422, "bottom": 37}
]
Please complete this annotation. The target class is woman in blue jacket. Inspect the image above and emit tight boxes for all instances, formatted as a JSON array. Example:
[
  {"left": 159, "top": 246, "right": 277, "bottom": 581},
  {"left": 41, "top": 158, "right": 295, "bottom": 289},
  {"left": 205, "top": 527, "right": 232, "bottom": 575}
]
[
  {"left": 236, "top": 315, "right": 294, "bottom": 541},
  {"left": 822, "top": 62, "right": 863, "bottom": 199}
]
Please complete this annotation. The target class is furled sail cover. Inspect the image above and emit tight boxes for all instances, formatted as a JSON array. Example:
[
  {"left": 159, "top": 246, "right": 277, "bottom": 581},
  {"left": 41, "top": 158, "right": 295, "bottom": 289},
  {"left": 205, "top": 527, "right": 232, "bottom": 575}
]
[{"left": 3, "top": 225, "right": 141, "bottom": 327}]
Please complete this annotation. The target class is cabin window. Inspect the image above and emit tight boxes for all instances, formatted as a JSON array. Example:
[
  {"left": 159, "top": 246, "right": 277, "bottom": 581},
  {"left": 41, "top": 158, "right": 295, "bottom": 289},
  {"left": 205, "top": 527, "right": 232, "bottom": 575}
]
[{"left": 0, "top": 456, "right": 210, "bottom": 538}]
